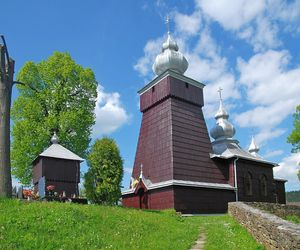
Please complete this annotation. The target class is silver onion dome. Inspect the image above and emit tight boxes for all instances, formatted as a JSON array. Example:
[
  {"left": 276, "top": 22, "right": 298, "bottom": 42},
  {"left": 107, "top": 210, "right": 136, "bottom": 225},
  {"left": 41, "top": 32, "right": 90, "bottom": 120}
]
[
  {"left": 51, "top": 132, "right": 59, "bottom": 144},
  {"left": 248, "top": 136, "right": 259, "bottom": 155},
  {"left": 210, "top": 98, "right": 235, "bottom": 141},
  {"left": 152, "top": 32, "right": 188, "bottom": 76}
]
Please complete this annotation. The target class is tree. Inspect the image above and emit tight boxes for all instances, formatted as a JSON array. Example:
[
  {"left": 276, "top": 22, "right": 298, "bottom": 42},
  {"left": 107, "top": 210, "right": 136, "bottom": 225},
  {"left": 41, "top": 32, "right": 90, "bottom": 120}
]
[
  {"left": 11, "top": 52, "right": 97, "bottom": 184},
  {"left": 84, "top": 137, "right": 123, "bottom": 204},
  {"left": 287, "top": 105, "right": 300, "bottom": 181},
  {"left": 0, "top": 36, "right": 14, "bottom": 197}
]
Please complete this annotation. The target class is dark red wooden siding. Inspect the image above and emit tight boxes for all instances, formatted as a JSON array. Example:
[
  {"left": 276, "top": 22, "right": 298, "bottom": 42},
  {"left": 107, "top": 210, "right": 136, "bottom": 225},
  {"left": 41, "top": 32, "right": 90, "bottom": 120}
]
[
  {"left": 274, "top": 180, "right": 286, "bottom": 204},
  {"left": 172, "top": 99, "right": 229, "bottom": 183},
  {"left": 174, "top": 186, "right": 235, "bottom": 213},
  {"left": 236, "top": 159, "right": 275, "bottom": 203}
]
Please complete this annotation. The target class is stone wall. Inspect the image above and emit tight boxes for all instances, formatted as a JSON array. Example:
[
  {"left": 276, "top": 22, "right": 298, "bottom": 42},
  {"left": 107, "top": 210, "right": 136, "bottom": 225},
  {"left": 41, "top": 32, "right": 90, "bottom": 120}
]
[
  {"left": 228, "top": 202, "right": 300, "bottom": 250},
  {"left": 248, "top": 202, "right": 300, "bottom": 218}
]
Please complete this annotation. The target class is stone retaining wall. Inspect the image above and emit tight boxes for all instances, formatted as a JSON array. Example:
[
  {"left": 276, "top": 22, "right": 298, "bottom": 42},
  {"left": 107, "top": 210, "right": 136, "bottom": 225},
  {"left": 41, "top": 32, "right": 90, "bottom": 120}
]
[
  {"left": 248, "top": 202, "right": 300, "bottom": 218},
  {"left": 228, "top": 202, "right": 300, "bottom": 250}
]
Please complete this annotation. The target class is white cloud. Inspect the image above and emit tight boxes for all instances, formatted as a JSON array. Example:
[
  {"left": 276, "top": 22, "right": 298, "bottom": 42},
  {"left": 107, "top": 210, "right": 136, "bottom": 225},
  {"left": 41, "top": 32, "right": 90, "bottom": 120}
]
[
  {"left": 235, "top": 50, "right": 300, "bottom": 141},
  {"left": 196, "top": 0, "right": 300, "bottom": 51},
  {"left": 274, "top": 153, "right": 300, "bottom": 191},
  {"left": 134, "top": 37, "right": 164, "bottom": 77},
  {"left": 93, "top": 85, "right": 130, "bottom": 136},
  {"left": 174, "top": 11, "right": 201, "bottom": 35},
  {"left": 264, "top": 149, "right": 284, "bottom": 158},
  {"left": 196, "top": 0, "right": 265, "bottom": 30}
]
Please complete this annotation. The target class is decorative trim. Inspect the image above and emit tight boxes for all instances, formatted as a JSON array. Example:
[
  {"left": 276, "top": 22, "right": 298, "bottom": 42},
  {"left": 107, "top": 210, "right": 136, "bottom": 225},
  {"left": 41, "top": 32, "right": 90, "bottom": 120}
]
[
  {"left": 138, "top": 70, "right": 205, "bottom": 95},
  {"left": 274, "top": 178, "right": 288, "bottom": 182},
  {"left": 122, "top": 179, "right": 235, "bottom": 195},
  {"left": 210, "top": 153, "right": 278, "bottom": 167}
]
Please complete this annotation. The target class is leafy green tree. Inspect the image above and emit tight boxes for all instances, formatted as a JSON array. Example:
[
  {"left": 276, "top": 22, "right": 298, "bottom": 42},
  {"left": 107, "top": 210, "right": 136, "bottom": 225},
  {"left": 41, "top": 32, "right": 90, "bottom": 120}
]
[
  {"left": 11, "top": 52, "right": 97, "bottom": 184},
  {"left": 84, "top": 137, "right": 123, "bottom": 204},
  {"left": 288, "top": 106, "right": 300, "bottom": 152},
  {"left": 287, "top": 105, "right": 300, "bottom": 181}
]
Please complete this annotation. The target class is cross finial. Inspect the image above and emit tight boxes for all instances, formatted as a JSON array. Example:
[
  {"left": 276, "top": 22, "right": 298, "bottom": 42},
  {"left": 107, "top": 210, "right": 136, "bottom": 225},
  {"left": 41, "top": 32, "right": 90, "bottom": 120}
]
[
  {"left": 217, "top": 87, "right": 223, "bottom": 101},
  {"left": 139, "top": 164, "right": 143, "bottom": 179},
  {"left": 165, "top": 15, "right": 170, "bottom": 34}
]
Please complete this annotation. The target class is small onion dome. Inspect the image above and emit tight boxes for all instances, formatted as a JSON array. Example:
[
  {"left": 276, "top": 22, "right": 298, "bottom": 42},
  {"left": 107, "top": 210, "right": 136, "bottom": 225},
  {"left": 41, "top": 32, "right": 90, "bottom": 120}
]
[
  {"left": 51, "top": 132, "right": 59, "bottom": 144},
  {"left": 248, "top": 136, "right": 259, "bottom": 155},
  {"left": 152, "top": 32, "right": 188, "bottom": 76},
  {"left": 210, "top": 100, "right": 235, "bottom": 140}
]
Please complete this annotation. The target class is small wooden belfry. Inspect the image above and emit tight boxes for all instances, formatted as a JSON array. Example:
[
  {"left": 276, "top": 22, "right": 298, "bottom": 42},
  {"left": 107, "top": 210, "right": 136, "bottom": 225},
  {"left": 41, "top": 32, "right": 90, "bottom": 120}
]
[{"left": 32, "top": 133, "right": 84, "bottom": 197}]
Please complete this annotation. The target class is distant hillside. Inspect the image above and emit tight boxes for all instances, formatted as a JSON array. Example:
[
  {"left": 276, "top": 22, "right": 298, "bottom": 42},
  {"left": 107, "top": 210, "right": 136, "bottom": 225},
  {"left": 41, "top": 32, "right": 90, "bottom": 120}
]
[{"left": 286, "top": 190, "right": 300, "bottom": 202}]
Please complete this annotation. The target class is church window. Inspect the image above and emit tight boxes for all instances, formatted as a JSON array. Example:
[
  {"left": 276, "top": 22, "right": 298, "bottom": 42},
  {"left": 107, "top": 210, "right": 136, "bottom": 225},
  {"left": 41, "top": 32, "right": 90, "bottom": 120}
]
[
  {"left": 260, "top": 175, "right": 267, "bottom": 196},
  {"left": 245, "top": 172, "right": 253, "bottom": 196}
]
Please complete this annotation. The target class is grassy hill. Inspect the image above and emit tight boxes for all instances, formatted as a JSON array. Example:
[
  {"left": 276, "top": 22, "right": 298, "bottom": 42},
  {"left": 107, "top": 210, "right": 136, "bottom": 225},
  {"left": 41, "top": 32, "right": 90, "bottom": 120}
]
[
  {"left": 0, "top": 199, "right": 263, "bottom": 250},
  {"left": 286, "top": 190, "right": 300, "bottom": 202}
]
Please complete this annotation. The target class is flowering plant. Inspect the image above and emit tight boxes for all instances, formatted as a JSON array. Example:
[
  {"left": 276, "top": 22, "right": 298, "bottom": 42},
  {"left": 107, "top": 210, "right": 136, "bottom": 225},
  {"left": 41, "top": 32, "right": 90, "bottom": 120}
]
[{"left": 22, "top": 189, "right": 32, "bottom": 198}]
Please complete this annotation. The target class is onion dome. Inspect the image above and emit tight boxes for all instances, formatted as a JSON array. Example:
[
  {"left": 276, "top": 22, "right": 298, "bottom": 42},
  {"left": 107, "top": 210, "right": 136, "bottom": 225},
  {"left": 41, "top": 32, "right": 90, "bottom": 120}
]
[
  {"left": 210, "top": 92, "right": 235, "bottom": 141},
  {"left": 51, "top": 132, "right": 59, "bottom": 144},
  {"left": 248, "top": 136, "right": 259, "bottom": 156},
  {"left": 152, "top": 32, "right": 188, "bottom": 76}
]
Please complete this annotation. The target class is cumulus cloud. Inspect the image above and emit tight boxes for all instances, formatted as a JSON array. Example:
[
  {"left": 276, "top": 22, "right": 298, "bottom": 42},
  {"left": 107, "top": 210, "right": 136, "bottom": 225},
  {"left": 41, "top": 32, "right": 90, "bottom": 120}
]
[
  {"left": 133, "top": 37, "right": 164, "bottom": 77},
  {"left": 274, "top": 153, "right": 300, "bottom": 191},
  {"left": 174, "top": 11, "right": 201, "bottom": 35},
  {"left": 93, "top": 85, "right": 130, "bottom": 136},
  {"left": 196, "top": 0, "right": 265, "bottom": 30},
  {"left": 264, "top": 149, "right": 284, "bottom": 159},
  {"left": 196, "top": 0, "right": 300, "bottom": 51},
  {"left": 235, "top": 50, "right": 300, "bottom": 139}
]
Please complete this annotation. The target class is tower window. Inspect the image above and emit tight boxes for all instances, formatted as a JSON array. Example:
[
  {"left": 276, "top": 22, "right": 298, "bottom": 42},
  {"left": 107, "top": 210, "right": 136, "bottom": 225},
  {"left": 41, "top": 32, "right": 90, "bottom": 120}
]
[
  {"left": 185, "top": 82, "right": 189, "bottom": 88},
  {"left": 245, "top": 172, "right": 253, "bottom": 196},
  {"left": 260, "top": 175, "right": 267, "bottom": 196},
  {"left": 152, "top": 86, "right": 155, "bottom": 92}
]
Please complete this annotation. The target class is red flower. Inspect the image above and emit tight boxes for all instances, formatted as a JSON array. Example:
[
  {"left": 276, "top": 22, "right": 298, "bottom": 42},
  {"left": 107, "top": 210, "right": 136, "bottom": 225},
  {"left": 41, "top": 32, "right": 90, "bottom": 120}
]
[
  {"left": 46, "top": 185, "right": 55, "bottom": 191},
  {"left": 22, "top": 189, "right": 32, "bottom": 198}
]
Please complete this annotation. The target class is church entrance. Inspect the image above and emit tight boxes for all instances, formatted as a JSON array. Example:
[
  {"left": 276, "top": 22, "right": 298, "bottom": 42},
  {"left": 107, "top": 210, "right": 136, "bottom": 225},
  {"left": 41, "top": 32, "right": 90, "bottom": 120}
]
[{"left": 137, "top": 188, "right": 148, "bottom": 209}]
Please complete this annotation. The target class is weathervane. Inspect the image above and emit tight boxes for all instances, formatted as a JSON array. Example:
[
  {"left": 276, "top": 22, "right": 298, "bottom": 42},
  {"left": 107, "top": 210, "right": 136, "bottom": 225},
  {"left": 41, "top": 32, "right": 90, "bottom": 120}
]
[
  {"left": 217, "top": 87, "right": 223, "bottom": 101},
  {"left": 165, "top": 15, "right": 170, "bottom": 34}
]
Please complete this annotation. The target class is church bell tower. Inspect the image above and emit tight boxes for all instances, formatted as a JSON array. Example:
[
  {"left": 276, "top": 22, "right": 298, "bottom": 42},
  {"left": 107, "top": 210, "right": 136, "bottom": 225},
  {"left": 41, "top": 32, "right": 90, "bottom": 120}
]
[{"left": 122, "top": 18, "right": 236, "bottom": 213}]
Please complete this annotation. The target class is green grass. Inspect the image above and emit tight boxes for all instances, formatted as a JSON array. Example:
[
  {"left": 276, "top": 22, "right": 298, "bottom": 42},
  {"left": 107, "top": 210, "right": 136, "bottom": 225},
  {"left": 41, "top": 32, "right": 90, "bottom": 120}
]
[
  {"left": 0, "top": 199, "right": 263, "bottom": 250},
  {"left": 285, "top": 215, "right": 300, "bottom": 225}
]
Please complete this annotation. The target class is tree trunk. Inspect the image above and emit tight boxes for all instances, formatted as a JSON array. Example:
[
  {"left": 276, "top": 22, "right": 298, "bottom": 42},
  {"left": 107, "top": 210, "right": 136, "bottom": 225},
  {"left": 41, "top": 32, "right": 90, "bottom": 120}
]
[{"left": 0, "top": 45, "right": 14, "bottom": 197}]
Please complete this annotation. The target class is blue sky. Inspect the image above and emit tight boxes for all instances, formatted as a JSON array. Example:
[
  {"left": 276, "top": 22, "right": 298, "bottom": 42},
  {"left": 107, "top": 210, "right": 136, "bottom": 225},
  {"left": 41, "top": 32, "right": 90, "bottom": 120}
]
[{"left": 2, "top": 0, "right": 300, "bottom": 191}]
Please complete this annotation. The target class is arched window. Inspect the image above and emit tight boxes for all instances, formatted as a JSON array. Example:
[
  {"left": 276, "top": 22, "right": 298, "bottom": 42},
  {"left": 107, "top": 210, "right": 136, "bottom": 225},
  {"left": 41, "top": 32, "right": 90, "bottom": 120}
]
[
  {"left": 245, "top": 172, "right": 253, "bottom": 196},
  {"left": 260, "top": 175, "right": 268, "bottom": 196}
]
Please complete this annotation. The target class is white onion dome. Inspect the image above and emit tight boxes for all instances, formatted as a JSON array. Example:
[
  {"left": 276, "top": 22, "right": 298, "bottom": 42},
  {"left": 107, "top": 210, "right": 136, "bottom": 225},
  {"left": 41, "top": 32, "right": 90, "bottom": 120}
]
[
  {"left": 51, "top": 132, "right": 59, "bottom": 144},
  {"left": 210, "top": 100, "right": 235, "bottom": 140},
  {"left": 248, "top": 136, "right": 259, "bottom": 155},
  {"left": 153, "top": 32, "right": 188, "bottom": 76}
]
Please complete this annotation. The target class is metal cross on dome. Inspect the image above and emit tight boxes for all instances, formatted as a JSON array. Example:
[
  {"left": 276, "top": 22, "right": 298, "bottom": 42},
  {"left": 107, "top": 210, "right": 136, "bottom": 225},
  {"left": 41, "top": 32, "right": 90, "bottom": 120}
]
[
  {"left": 165, "top": 15, "right": 170, "bottom": 34},
  {"left": 217, "top": 87, "right": 223, "bottom": 101}
]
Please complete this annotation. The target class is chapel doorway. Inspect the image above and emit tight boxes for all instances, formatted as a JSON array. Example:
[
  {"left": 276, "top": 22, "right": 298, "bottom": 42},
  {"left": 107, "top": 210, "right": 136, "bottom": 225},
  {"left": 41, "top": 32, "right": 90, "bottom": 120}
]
[{"left": 137, "top": 188, "right": 148, "bottom": 209}]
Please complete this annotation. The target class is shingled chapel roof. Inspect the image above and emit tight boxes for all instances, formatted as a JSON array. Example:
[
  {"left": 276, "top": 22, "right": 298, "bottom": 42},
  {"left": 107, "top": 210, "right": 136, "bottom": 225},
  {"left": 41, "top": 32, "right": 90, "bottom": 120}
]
[{"left": 36, "top": 133, "right": 84, "bottom": 162}]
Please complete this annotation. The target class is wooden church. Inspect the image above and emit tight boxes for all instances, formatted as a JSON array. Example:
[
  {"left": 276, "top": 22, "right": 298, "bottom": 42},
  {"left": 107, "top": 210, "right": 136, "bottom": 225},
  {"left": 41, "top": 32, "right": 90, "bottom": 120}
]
[
  {"left": 32, "top": 133, "right": 84, "bottom": 197},
  {"left": 122, "top": 27, "right": 287, "bottom": 213}
]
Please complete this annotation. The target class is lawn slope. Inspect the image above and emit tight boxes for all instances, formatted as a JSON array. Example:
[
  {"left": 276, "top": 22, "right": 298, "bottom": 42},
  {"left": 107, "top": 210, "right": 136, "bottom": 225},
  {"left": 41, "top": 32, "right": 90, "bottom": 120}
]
[{"left": 0, "top": 199, "right": 263, "bottom": 250}]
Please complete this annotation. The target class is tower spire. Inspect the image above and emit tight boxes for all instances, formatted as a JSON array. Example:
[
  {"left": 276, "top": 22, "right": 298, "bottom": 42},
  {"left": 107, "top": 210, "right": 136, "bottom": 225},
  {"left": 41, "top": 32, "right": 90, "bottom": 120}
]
[{"left": 249, "top": 135, "right": 259, "bottom": 156}]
